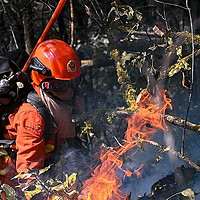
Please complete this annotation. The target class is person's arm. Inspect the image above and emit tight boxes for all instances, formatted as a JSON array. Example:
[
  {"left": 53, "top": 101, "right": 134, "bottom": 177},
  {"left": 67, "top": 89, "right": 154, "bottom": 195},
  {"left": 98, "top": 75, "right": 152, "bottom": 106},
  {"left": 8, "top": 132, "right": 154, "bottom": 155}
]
[{"left": 14, "top": 106, "right": 46, "bottom": 173}]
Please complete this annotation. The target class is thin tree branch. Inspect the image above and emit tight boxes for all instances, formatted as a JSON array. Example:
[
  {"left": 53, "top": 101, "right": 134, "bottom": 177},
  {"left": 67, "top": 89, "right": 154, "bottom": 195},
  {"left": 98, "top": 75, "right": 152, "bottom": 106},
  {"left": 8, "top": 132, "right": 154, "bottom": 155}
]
[
  {"left": 163, "top": 4, "right": 169, "bottom": 30},
  {"left": 154, "top": 0, "right": 187, "bottom": 10},
  {"left": 139, "top": 139, "right": 200, "bottom": 171},
  {"left": 181, "top": 0, "right": 195, "bottom": 155},
  {"left": 165, "top": 115, "right": 200, "bottom": 133},
  {"left": 1, "top": 0, "right": 18, "bottom": 49},
  {"left": 93, "top": 0, "right": 105, "bottom": 21},
  {"left": 70, "top": 0, "right": 74, "bottom": 47},
  {"left": 84, "top": 5, "right": 102, "bottom": 29},
  {"left": 107, "top": 129, "right": 125, "bottom": 148},
  {"left": 88, "top": 0, "right": 103, "bottom": 24},
  {"left": 156, "top": 4, "right": 169, "bottom": 30},
  {"left": 109, "top": 109, "right": 200, "bottom": 134}
]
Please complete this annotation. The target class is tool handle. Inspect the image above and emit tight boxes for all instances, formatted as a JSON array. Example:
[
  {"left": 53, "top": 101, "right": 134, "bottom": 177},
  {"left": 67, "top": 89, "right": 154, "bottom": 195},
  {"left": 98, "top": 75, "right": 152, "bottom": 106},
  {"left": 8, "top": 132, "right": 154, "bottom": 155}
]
[{"left": 22, "top": 0, "right": 67, "bottom": 72}]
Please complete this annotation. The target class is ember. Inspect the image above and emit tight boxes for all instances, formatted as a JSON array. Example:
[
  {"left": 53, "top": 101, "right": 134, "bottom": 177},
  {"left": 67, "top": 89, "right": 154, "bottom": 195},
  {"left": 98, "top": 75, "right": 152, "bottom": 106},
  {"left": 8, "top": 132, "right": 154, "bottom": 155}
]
[{"left": 79, "top": 89, "right": 172, "bottom": 199}]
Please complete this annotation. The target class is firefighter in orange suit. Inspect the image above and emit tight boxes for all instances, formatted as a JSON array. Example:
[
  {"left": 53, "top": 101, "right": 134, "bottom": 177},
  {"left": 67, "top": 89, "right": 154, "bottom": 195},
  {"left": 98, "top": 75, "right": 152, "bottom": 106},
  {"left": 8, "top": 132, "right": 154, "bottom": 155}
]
[{"left": 1, "top": 39, "right": 84, "bottom": 186}]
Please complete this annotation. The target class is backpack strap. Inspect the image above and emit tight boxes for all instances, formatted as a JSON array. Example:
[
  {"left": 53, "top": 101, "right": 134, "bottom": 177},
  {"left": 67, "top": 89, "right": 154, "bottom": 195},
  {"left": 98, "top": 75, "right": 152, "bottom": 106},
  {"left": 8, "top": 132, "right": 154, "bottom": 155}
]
[{"left": 27, "top": 91, "right": 53, "bottom": 142}]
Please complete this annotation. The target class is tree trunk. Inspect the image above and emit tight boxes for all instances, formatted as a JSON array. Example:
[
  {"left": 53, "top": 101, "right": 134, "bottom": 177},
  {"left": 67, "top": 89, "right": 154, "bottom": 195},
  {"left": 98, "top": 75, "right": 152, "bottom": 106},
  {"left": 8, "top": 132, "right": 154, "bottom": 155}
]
[{"left": 23, "top": 1, "right": 36, "bottom": 54}]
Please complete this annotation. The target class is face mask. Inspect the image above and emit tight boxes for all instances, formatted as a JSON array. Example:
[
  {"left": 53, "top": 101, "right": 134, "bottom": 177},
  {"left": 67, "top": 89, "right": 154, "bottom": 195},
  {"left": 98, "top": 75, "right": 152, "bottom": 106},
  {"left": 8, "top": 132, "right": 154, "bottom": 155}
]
[{"left": 40, "top": 89, "right": 75, "bottom": 139}]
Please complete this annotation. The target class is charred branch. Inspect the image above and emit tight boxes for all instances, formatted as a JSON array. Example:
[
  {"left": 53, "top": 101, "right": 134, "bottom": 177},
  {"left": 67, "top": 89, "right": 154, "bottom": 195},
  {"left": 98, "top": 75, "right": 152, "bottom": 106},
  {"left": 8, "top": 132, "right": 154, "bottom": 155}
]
[
  {"left": 109, "top": 109, "right": 200, "bottom": 134},
  {"left": 165, "top": 114, "right": 200, "bottom": 134},
  {"left": 141, "top": 139, "right": 200, "bottom": 171}
]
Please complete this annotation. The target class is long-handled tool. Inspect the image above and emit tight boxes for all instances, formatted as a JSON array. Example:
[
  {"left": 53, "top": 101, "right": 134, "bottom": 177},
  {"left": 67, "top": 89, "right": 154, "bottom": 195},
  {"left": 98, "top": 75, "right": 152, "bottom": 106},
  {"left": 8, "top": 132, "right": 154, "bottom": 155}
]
[{"left": 22, "top": 0, "right": 67, "bottom": 72}]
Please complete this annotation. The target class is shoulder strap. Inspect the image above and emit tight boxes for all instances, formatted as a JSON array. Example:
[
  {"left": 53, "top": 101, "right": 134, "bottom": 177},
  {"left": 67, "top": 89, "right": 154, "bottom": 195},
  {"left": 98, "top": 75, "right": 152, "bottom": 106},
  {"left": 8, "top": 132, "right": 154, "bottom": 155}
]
[{"left": 27, "top": 91, "right": 53, "bottom": 142}]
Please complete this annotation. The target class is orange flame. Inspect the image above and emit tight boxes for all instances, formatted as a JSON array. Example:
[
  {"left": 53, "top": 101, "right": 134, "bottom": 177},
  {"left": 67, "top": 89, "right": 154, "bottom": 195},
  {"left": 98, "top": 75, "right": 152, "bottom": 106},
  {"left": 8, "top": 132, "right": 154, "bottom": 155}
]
[{"left": 79, "top": 89, "right": 172, "bottom": 200}]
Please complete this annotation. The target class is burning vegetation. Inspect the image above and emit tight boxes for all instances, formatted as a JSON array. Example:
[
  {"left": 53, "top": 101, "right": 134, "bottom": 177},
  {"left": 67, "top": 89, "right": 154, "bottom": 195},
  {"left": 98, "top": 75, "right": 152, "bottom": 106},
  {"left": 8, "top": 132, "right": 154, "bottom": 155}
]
[
  {"left": 79, "top": 89, "right": 172, "bottom": 200},
  {"left": 1, "top": 0, "right": 200, "bottom": 200}
]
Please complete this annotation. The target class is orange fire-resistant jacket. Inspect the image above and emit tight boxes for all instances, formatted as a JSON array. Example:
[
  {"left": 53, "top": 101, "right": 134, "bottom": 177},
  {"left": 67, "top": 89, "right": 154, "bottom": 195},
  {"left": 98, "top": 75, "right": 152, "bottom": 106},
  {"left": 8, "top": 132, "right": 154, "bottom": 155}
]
[{"left": 5, "top": 102, "right": 62, "bottom": 173}]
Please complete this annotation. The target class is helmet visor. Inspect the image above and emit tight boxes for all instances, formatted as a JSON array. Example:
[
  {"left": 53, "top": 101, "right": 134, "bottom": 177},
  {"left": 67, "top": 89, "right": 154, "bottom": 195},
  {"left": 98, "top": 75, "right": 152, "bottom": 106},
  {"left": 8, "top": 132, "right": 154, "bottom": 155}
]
[{"left": 42, "top": 78, "right": 80, "bottom": 93}]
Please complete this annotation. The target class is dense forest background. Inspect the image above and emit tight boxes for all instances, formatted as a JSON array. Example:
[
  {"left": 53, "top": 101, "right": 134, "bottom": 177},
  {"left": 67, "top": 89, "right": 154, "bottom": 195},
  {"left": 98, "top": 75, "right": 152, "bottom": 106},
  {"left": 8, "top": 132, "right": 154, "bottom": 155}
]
[
  {"left": 1, "top": 0, "right": 200, "bottom": 112},
  {"left": 1, "top": 0, "right": 200, "bottom": 199}
]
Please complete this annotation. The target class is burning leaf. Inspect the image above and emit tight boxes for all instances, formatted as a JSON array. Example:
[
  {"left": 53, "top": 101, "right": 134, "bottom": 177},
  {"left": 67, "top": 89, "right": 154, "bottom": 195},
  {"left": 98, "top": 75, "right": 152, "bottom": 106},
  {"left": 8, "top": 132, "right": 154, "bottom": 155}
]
[
  {"left": 124, "top": 170, "right": 132, "bottom": 177},
  {"left": 38, "top": 164, "right": 53, "bottom": 175},
  {"left": 181, "top": 188, "right": 195, "bottom": 200},
  {"left": 1, "top": 184, "right": 17, "bottom": 200},
  {"left": 68, "top": 173, "right": 77, "bottom": 186}
]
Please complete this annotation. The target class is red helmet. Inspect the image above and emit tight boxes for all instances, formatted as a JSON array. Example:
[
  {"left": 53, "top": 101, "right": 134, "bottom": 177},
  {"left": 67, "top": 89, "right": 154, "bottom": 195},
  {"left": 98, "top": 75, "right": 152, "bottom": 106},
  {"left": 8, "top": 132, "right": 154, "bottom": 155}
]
[{"left": 30, "top": 39, "right": 81, "bottom": 86}]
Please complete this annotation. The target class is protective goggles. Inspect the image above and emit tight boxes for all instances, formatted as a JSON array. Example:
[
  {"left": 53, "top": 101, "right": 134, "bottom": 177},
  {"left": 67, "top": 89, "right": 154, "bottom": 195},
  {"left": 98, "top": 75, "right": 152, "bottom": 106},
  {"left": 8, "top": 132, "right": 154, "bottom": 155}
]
[{"left": 41, "top": 78, "right": 80, "bottom": 93}]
